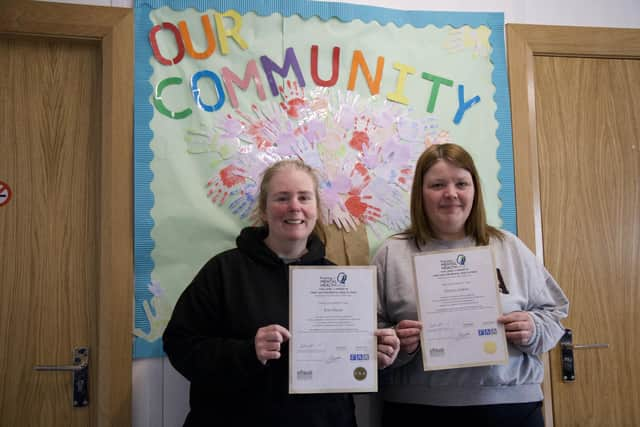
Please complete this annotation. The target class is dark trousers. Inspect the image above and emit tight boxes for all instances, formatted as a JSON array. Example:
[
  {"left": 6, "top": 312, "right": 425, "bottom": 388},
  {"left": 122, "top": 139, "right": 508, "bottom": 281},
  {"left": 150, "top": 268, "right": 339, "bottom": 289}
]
[{"left": 382, "top": 400, "right": 544, "bottom": 427}]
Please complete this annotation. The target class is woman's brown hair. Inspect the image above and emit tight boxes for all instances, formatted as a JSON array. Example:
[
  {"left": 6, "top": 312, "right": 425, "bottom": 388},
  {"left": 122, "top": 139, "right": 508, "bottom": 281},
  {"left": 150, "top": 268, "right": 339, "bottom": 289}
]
[{"left": 405, "top": 143, "right": 503, "bottom": 246}]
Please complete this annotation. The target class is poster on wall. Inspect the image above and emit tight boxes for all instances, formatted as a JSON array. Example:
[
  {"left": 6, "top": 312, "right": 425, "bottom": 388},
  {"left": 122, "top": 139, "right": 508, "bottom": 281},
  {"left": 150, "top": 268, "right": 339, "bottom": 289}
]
[{"left": 133, "top": 0, "right": 514, "bottom": 358}]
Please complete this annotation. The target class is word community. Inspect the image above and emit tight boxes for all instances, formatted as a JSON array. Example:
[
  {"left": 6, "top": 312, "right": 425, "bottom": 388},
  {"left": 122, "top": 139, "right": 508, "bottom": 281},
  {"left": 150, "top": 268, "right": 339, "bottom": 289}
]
[{"left": 150, "top": 10, "right": 481, "bottom": 123}]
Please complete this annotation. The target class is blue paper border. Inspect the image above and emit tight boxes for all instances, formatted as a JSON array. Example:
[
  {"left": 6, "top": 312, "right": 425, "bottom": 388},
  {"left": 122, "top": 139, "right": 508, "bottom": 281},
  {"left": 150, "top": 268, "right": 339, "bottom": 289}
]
[
  {"left": 134, "top": 3, "right": 162, "bottom": 358},
  {"left": 133, "top": 0, "right": 515, "bottom": 358}
]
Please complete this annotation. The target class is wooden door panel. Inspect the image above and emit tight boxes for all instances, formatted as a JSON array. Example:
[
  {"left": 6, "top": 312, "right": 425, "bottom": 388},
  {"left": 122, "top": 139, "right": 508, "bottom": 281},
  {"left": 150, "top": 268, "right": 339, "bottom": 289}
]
[
  {"left": 535, "top": 55, "right": 640, "bottom": 426},
  {"left": 0, "top": 35, "right": 98, "bottom": 426},
  {"left": 0, "top": 2, "right": 133, "bottom": 426},
  {"left": 507, "top": 24, "right": 640, "bottom": 427}
]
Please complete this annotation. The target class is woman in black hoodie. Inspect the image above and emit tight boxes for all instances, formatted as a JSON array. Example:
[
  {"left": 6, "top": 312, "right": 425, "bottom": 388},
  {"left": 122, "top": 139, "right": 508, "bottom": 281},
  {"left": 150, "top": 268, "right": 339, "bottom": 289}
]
[{"left": 163, "top": 159, "right": 400, "bottom": 427}]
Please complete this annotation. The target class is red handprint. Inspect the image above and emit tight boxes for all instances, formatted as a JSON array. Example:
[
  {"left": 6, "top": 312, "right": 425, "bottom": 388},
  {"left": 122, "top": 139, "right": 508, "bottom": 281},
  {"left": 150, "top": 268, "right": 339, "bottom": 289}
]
[
  {"left": 206, "top": 164, "right": 247, "bottom": 205},
  {"left": 279, "top": 80, "right": 306, "bottom": 119},
  {"left": 234, "top": 106, "right": 275, "bottom": 151},
  {"left": 349, "top": 162, "right": 372, "bottom": 196},
  {"left": 349, "top": 115, "right": 374, "bottom": 152},
  {"left": 345, "top": 195, "right": 382, "bottom": 224}
]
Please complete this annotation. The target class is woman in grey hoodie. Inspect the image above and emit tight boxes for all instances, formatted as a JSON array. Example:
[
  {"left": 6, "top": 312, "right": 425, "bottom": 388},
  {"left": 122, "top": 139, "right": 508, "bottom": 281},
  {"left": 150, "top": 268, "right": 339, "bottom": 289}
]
[{"left": 373, "top": 143, "right": 568, "bottom": 427}]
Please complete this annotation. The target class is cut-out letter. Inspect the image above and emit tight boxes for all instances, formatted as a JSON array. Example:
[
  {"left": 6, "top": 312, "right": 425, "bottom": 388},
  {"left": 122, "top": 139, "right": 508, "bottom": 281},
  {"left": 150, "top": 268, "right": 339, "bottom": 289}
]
[
  {"left": 260, "top": 47, "right": 306, "bottom": 97},
  {"left": 421, "top": 72, "right": 453, "bottom": 113},
  {"left": 348, "top": 50, "right": 384, "bottom": 95},
  {"left": 387, "top": 62, "right": 416, "bottom": 105},
  {"left": 222, "top": 60, "right": 266, "bottom": 109}
]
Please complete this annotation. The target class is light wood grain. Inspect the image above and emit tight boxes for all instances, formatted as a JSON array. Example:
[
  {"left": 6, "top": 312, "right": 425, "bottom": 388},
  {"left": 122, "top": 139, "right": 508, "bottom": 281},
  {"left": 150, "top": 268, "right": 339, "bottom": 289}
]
[
  {"left": 536, "top": 54, "right": 640, "bottom": 427},
  {"left": 0, "top": 2, "right": 133, "bottom": 426},
  {"left": 0, "top": 33, "right": 97, "bottom": 427},
  {"left": 508, "top": 24, "right": 640, "bottom": 427}
]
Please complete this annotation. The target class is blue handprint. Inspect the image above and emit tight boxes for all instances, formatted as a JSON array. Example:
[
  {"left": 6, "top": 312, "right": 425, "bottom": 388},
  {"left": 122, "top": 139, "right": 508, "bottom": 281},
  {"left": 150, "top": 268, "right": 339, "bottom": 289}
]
[{"left": 228, "top": 183, "right": 258, "bottom": 219}]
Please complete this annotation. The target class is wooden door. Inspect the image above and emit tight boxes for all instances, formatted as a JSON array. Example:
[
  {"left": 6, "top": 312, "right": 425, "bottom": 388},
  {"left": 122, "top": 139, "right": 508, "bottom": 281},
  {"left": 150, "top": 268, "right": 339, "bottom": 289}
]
[
  {"left": 0, "top": 2, "right": 133, "bottom": 426},
  {"left": 507, "top": 24, "right": 640, "bottom": 426}
]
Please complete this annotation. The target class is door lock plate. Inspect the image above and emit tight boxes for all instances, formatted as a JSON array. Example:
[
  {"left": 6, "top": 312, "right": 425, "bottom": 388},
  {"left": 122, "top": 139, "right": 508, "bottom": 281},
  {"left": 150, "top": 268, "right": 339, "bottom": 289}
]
[{"left": 560, "top": 329, "right": 575, "bottom": 382}]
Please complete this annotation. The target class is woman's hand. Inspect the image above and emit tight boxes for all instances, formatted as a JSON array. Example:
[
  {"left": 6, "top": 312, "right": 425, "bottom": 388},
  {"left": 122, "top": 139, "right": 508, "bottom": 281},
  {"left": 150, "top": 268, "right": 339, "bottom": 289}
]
[
  {"left": 498, "top": 311, "right": 535, "bottom": 345},
  {"left": 254, "top": 324, "right": 291, "bottom": 365},
  {"left": 394, "top": 320, "right": 423, "bottom": 354},
  {"left": 375, "top": 328, "right": 400, "bottom": 368}
]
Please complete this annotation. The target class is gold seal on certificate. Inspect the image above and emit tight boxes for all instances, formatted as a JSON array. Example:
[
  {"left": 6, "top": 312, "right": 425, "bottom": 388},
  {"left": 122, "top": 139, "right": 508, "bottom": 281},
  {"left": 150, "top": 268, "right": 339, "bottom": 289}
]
[
  {"left": 413, "top": 246, "right": 508, "bottom": 371},
  {"left": 483, "top": 341, "right": 497, "bottom": 354},
  {"left": 289, "top": 266, "right": 377, "bottom": 394},
  {"left": 353, "top": 367, "right": 367, "bottom": 381}
]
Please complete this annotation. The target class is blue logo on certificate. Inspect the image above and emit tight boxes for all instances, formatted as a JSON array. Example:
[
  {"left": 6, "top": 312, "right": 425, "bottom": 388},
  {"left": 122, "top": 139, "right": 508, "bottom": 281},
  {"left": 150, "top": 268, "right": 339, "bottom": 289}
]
[
  {"left": 337, "top": 272, "right": 347, "bottom": 284},
  {"left": 349, "top": 353, "right": 370, "bottom": 361}
]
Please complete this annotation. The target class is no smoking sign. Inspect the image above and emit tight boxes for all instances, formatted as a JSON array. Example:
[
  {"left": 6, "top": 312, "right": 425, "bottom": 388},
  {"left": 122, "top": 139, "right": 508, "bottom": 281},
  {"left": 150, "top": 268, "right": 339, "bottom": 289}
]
[{"left": 0, "top": 180, "right": 13, "bottom": 207}]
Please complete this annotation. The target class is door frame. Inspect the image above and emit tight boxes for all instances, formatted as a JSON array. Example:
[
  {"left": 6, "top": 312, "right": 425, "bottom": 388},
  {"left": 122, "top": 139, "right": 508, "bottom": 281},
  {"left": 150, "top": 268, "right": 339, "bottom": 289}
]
[
  {"left": 506, "top": 23, "right": 640, "bottom": 426},
  {"left": 0, "top": 2, "right": 133, "bottom": 425}
]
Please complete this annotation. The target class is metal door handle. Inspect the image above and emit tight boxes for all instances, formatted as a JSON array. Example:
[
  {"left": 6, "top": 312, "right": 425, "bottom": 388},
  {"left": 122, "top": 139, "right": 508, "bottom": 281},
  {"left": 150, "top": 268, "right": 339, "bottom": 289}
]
[
  {"left": 33, "top": 346, "right": 89, "bottom": 407},
  {"left": 561, "top": 343, "right": 609, "bottom": 350},
  {"left": 34, "top": 363, "right": 85, "bottom": 372}
]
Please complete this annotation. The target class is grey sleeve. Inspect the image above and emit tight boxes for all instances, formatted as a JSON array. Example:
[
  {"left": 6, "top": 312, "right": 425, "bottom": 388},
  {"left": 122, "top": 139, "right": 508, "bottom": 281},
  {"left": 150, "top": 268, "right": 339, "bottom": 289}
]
[
  {"left": 373, "top": 243, "right": 394, "bottom": 329},
  {"left": 517, "top": 264, "right": 569, "bottom": 355},
  {"left": 373, "top": 239, "right": 421, "bottom": 368}
]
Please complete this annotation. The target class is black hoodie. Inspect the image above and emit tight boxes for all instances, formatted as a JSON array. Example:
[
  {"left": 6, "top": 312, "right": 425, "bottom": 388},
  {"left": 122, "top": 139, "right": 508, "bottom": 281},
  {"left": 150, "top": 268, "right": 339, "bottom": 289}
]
[{"left": 163, "top": 226, "right": 357, "bottom": 427}]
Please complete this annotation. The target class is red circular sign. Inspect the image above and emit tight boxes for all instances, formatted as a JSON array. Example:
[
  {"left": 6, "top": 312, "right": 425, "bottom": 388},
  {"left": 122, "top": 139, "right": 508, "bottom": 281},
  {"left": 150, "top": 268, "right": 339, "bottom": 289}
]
[{"left": 0, "top": 180, "right": 13, "bottom": 207}]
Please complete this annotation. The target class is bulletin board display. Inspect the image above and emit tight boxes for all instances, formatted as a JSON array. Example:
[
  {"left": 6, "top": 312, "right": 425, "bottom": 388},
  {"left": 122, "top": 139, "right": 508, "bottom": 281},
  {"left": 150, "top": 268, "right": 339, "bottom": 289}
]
[{"left": 133, "top": 0, "right": 514, "bottom": 358}]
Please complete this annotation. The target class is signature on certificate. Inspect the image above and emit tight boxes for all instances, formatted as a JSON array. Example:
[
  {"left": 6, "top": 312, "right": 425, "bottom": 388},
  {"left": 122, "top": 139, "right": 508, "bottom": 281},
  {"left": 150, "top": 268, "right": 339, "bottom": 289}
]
[{"left": 325, "top": 355, "right": 343, "bottom": 364}]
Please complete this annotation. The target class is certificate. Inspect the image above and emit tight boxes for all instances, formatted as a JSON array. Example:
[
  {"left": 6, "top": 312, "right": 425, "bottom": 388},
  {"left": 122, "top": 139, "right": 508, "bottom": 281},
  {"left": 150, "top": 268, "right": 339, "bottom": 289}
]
[
  {"left": 289, "top": 266, "right": 377, "bottom": 394},
  {"left": 413, "top": 246, "right": 508, "bottom": 371}
]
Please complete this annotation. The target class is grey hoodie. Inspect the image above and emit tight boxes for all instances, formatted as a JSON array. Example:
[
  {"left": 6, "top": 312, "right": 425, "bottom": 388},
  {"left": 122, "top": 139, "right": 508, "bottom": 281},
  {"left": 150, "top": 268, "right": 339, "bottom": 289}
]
[{"left": 372, "top": 230, "right": 569, "bottom": 406}]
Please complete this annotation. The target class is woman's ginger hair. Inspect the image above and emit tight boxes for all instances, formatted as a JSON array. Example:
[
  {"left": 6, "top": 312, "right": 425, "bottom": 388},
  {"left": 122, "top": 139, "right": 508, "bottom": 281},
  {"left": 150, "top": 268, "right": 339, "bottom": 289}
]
[{"left": 404, "top": 143, "right": 503, "bottom": 246}]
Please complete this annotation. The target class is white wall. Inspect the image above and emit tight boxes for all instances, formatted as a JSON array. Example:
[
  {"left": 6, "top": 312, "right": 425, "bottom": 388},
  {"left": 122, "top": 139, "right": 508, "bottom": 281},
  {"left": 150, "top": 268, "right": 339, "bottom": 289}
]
[{"left": 39, "top": 0, "right": 639, "bottom": 425}]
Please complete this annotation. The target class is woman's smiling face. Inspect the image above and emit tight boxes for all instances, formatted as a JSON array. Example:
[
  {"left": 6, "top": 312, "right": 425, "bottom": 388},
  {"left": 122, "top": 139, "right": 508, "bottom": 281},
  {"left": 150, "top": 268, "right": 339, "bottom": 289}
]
[
  {"left": 422, "top": 159, "right": 475, "bottom": 240},
  {"left": 262, "top": 166, "right": 318, "bottom": 249}
]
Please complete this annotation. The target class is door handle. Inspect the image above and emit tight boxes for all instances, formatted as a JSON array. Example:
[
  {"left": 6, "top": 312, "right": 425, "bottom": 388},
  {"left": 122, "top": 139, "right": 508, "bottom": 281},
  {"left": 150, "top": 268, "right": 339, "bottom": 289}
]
[
  {"left": 34, "top": 364, "right": 85, "bottom": 372},
  {"left": 561, "top": 343, "right": 609, "bottom": 350},
  {"left": 560, "top": 329, "right": 608, "bottom": 382},
  {"left": 33, "top": 347, "right": 89, "bottom": 407}
]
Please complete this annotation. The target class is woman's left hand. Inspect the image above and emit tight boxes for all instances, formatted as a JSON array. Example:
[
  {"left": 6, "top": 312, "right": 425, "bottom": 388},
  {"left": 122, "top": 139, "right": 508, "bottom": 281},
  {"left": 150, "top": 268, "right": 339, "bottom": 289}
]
[
  {"left": 498, "top": 311, "right": 535, "bottom": 345},
  {"left": 375, "top": 328, "right": 400, "bottom": 369}
]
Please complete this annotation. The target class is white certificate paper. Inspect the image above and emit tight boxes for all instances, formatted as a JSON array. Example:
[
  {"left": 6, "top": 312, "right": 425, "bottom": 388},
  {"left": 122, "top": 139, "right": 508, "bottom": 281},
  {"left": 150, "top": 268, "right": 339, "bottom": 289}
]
[
  {"left": 289, "top": 266, "right": 377, "bottom": 394},
  {"left": 413, "top": 246, "right": 508, "bottom": 371}
]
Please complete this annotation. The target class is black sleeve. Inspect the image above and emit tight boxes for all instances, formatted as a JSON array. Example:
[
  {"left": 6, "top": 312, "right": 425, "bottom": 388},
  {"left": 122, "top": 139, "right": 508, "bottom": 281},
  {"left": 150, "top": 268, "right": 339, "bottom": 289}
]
[{"left": 162, "top": 257, "right": 266, "bottom": 390}]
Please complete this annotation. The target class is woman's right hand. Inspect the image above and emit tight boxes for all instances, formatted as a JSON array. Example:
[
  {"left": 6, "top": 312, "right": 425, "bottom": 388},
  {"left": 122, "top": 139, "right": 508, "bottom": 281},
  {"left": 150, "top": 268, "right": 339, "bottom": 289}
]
[
  {"left": 255, "top": 324, "right": 291, "bottom": 365},
  {"left": 395, "top": 320, "right": 423, "bottom": 354}
]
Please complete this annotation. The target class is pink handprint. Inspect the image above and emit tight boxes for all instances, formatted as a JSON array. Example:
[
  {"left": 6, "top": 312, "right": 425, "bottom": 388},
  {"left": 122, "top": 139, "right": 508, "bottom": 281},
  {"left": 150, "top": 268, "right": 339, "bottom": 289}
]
[
  {"left": 359, "top": 141, "right": 382, "bottom": 170},
  {"left": 292, "top": 138, "right": 322, "bottom": 171},
  {"left": 380, "top": 134, "right": 412, "bottom": 165},
  {"left": 320, "top": 177, "right": 358, "bottom": 232},
  {"left": 300, "top": 119, "right": 327, "bottom": 145},
  {"left": 274, "top": 126, "right": 299, "bottom": 157},
  {"left": 364, "top": 177, "right": 410, "bottom": 231},
  {"left": 321, "top": 175, "right": 350, "bottom": 209},
  {"left": 425, "top": 129, "right": 453, "bottom": 147},
  {"left": 217, "top": 114, "right": 244, "bottom": 139}
]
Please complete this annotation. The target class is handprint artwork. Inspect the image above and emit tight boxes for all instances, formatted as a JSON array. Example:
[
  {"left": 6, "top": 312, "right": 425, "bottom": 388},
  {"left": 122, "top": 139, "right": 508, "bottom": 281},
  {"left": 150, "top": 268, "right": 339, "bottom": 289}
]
[
  {"left": 133, "top": 280, "right": 172, "bottom": 342},
  {"left": 186, "top": 84, "right": 452, "bottom": 234}
]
